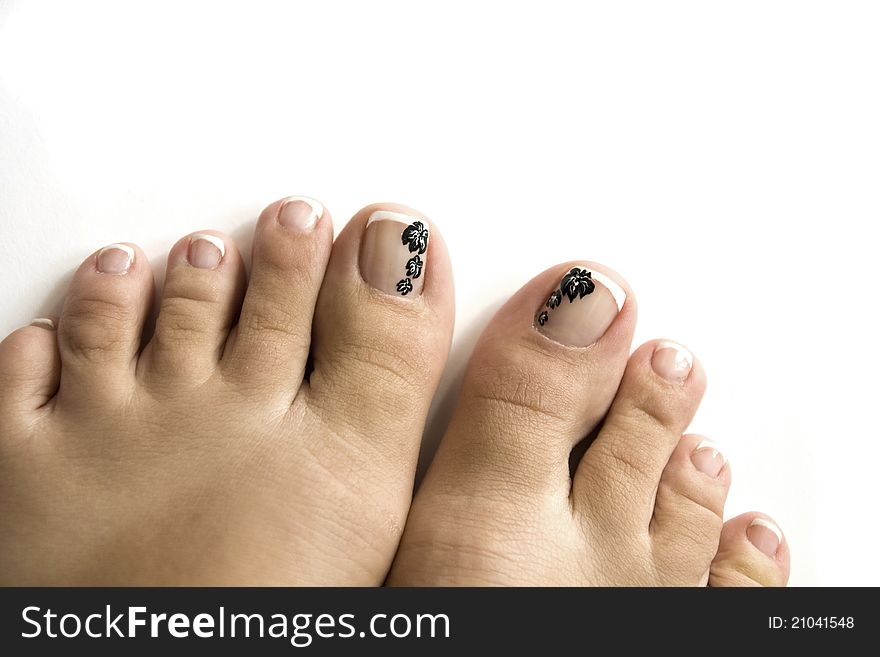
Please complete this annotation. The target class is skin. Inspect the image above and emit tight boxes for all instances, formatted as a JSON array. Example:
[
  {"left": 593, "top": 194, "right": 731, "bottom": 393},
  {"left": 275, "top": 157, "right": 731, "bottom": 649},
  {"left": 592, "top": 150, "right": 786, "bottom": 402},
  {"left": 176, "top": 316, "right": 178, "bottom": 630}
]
[{"left": 0, "top": 198, "right": 789, "bottom": 586}]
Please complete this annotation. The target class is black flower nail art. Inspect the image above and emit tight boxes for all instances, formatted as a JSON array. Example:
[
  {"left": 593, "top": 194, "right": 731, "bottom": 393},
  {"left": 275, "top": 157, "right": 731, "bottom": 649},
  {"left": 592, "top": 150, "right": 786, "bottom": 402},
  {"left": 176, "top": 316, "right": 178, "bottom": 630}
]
[
  {"left": 392, "top": 221, "right": 429, "bottom": 296},
  {"left": 401, "top": 221, "right": 429, "bottom": 255},
  {"left": 538, "top": 267, "right": 601, "bottom": 328},
  {"left": 560, "top": 267, "right": 595, "bottom": 302},
  {"left": 406, "top": 255, "right": 423, "bottom": 279}
]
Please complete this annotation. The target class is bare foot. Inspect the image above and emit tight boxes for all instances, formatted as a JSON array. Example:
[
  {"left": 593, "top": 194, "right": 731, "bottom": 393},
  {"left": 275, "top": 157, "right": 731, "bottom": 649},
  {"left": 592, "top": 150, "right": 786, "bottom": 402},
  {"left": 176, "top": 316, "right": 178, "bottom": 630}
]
[
  {"left": 0, "top": 199, "right": 454, "bottom": 585},
  {"left": 389, "top": 263, "right": 790, "bottom": 586}
]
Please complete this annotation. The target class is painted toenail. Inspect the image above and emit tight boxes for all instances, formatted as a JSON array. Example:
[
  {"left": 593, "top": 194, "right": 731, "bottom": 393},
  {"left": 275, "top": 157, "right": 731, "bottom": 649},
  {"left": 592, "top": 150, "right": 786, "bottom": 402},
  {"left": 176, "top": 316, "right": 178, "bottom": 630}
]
[
  {"left": 691, "top": 439, "right": 726, "bottom": 477},
  {"left": 535, "top": 266, "right": 625, "bottom": 346},
  {"left": 96, "top": 244, "right": 135, "bottom": 274},
  {"left": 748, "top": 518, "right": 783, "bottom": 557},
  {"left": 360, "top": 211, "right": 429, "bottom": 297},
  {"left": 30, "top": 318, "right": 55, "bottom": 330},
  {"left": 651, "top": 340, "right": 693, "bottom": 383},
  {"left": 278, "top": 196, "right": 323, "bottom": 231},
  {"left": 188, "top": 234, "right": 225, "bottom": 269}
]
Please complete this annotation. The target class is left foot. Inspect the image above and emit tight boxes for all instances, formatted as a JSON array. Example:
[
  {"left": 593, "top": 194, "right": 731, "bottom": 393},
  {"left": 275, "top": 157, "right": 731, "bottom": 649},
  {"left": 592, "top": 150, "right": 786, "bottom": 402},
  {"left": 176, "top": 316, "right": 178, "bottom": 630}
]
[{"left": 0, "top": 198, "right": 455, "bottom": 584}]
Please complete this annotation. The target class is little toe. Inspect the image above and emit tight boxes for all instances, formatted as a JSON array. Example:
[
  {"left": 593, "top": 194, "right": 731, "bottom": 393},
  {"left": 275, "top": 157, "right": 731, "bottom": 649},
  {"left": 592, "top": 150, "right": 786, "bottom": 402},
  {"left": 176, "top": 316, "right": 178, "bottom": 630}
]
[
  {"left": 0, "top": 317, "right": 61, "bottom": 416},
  {"left": 574, "top": 339, "right": 706, "bottom": 530},
  {"left": 709, "top": 513, "right": 791, "bottom": 587},
  {"left": 222, "top": 196, "right": 332, "bottom": 395},
  {"left": 142, "top": 231, "right": 245, "bottom": 386},
  {"left": 56, "top": 243, "right": 154, "bottom": 404},
  {"left": 306, "top": 204, "right": 454, "bottom": 464},
  {"left": 650, "top": 434, "right": 731, "bottom": 584}
]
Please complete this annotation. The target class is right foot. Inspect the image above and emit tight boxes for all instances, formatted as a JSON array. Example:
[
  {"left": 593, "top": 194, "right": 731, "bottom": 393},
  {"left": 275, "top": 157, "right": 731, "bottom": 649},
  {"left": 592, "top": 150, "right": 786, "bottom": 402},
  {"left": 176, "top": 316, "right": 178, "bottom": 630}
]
[
  {"left": 389, "top": 263, "right": 791, "bottom": 586},
  {"left": 0, "top": 199, "right": 455, "bottom": 584}
]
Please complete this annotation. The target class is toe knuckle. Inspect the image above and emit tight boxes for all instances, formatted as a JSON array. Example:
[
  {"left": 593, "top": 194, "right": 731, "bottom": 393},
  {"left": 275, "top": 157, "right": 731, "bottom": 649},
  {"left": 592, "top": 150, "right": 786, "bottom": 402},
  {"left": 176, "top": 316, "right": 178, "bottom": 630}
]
[
  {"left": 468, "top": 354, "right": 572, "bottom": 427},
  {"left": 155, "top": 298, "right": 211, "bottom": 342},
  {"left": 614, "top": 400, "right": 679, "bottom": 437},
  {"left": 332, "top": 335, "right": 424, "bottom": 389},
  {"left": 595, "top": 436, "right": 655, "bottom": 484},
  {"left": 64, "top": 295, "right": 136, "bottom": 329},
  {"left": 256, "top": 238, "right": 323, "bottom": 286},
  {"left": 0, "top": 329, "right": 47, "bottom": 384},
  {"left": 59, "top": 298, "right": 134, "bottom": 361},
  {"left": 242, "top": 305, "right": 307, "bottom": 346}
]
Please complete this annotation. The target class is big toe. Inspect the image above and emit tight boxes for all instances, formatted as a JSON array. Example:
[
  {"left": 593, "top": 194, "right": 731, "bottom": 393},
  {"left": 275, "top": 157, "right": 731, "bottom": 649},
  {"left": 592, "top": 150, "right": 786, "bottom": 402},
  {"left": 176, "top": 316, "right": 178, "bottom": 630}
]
[
  {"left": 390, "top": 262, "right": 635, "bottom": 584},
  {"left": 709, "top": 513, "right": 791, "bottom": 587},
  {"left": 431, "top": 262, "right": 633, "bottom": 495},
  {"left": 305, "top": 204, "right": 454, "bottom": 476}
]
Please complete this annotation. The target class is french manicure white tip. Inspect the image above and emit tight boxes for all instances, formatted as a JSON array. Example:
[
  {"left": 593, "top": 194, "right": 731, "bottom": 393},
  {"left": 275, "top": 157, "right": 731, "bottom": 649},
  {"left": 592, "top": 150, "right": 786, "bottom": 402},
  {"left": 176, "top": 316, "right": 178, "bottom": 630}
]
[
  {"left": 101, "top": 243, "right": 136, "bottom": 263},
  {"left": 31, "top": 318, "right": 55, "bottom": 329},
  {"left": 191, "top": 233, "right": 226, "bottom": 257},
  {"left": 655, "top": 340, "right": 694, "bottom": 369},
  {"left": 283, "top": 196, "right": 324, "bottom": 228},
  {"left": 749, "top": 518, "right": 783, "bottom": 543},
  {"left": 589, "top": 270, "right": 627, "bottom": 311},
  {"left": 367, "top": 210, "right": 420, "bottom": 226},
  {"left": 694, "top": 439, "right": 727, "bottom": 464}
]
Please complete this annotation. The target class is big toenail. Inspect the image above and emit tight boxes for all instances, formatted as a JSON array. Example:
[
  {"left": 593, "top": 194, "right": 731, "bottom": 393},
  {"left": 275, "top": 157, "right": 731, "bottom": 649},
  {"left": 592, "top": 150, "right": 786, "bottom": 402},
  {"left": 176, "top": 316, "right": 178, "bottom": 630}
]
[
  {"left": 748, "top": 518, "right": 783, "bottom": 557},
  {"left": 535, "top": 266, "right": 625, "bottom": 346},
  {"left": 96, "top": 244, "right": 135, "bottom": 274},
  {"left": 188, "top": 234, "right": 226, "bottom": 269},
  {"left": 691, "top": 439, "right": 726, "bottom": 477},
  {"left": 651, "top": 340, "right": 693, "bottom": 383},
  {"left": 30, "top": 318, "right": 55, "bottom": 330},
  {"left": 278, "top": 196, "right": 323, "bottom": 231},
  {"left": 360, "top": 211, "right": 429, "bottom": 298}
]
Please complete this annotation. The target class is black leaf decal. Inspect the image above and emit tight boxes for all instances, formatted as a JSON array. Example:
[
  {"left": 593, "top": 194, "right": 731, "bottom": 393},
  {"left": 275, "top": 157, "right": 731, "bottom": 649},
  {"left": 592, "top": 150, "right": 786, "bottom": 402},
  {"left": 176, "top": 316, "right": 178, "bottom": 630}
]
[
  {"left": 401, "top": 221, "right": 429, "bottom": 255},
  {"left": 405, "top": 255, "right": 423, "bottom": 279},
  {"left": 537, "top": 311, "right": 549, "bottom": 326},
  {"left": 396, "top": 278, "right": 413, "bottom": 295},
  {"left": 547, "top": 290, "right": 562, "bottom": 309},
  {"left": 560, "top": 267, "right": 595, "bottom": 303}
]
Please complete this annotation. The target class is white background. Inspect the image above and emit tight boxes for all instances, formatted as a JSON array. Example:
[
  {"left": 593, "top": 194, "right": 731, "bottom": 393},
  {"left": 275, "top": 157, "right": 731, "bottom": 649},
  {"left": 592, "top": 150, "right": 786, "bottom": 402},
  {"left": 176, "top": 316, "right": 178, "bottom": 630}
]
[{"left": 1, "top": 1, "right": 878, "bottom": 586}]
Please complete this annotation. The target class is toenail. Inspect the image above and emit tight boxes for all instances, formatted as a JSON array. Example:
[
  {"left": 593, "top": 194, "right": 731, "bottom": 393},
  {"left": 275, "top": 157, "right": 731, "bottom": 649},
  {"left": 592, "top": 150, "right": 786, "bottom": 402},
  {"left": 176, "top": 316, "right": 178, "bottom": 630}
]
[
  {"left": 535, "top": 266, "right": 625, "bottom": 346},
  {"left": 360, "top": 210, "right": 429, "bottom": 298},
  {"left": 651, "top": 340, "right": 693, "bottom": 383},
  {"left": 188, "top": 234, "right": 226, "bottom": 269},
  {"left": 277, "top": 196, "right": 323, "bottom": 231},
  {"left": 96, "top": 244, "right": 135, "bottom": 274},
  {"left": 691, "top": 439, "right": 726, "bottom": 477},
  {"left": 748, "top": 518, "right": 783, "bottom": 557},
  {"left": 30, "top": 318, "right": 55, "bottom": 330}
]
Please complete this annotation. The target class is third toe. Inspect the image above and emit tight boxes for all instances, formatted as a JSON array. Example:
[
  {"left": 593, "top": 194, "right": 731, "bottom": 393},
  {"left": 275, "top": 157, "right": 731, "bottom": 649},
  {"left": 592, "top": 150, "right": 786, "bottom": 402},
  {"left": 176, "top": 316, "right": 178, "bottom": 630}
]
[
  {"left": 143, "top": 231, "right": 246, "bottom": 386},
  {"left": 650, "top": 434, "right": 731, "bottom": 582}
]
